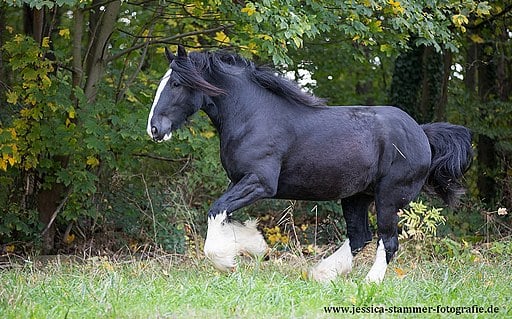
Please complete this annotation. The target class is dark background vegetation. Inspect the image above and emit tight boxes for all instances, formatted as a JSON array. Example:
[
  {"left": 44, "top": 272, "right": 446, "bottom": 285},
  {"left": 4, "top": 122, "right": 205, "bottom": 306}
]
[{"left": 0, "top": 0, "right": 511, "bottom": 256}]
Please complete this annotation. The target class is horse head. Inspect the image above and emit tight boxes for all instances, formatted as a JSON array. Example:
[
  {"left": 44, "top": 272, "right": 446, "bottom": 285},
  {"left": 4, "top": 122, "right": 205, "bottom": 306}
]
[{"left": 146, "top": 45, "right": 224, "bottom": 142}]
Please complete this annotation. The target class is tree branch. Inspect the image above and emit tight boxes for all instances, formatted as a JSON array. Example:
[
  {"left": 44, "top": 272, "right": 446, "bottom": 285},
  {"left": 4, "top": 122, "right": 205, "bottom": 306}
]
[
  {"left": 41, "top": 187, "right": 73, "bottom": 235},
  {"left": 468, "top": 4, "right": 512, "bottom": 30},
  {"left": 106, "top": 24, "right": 234, "bottom": 62},
  {"left": 132, "top": 153, "right": 190, "bottom": 162}
]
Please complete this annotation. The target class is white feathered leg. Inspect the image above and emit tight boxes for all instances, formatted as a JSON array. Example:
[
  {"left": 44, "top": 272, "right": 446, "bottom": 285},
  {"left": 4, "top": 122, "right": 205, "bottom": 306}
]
[
  {"left": 365, "top": 239, "right": 388, "bottom": 283},
  {"left": 309, "top": 239, "right": 353, "bottom": 282},
  {"left": 204, "top": 211, "right": 268, "bottom": 272}
]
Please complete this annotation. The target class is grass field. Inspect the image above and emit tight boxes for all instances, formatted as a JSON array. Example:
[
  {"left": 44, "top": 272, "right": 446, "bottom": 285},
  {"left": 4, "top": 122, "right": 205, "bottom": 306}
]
[{"left": 1, "top": 240, "right": 511, "bottom": 318}]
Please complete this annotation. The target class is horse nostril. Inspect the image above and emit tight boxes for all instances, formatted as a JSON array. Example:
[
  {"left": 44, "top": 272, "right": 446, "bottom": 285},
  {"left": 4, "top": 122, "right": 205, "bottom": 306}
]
[{"left": 151, "top": 126, "right": 158, "bottom": 136}]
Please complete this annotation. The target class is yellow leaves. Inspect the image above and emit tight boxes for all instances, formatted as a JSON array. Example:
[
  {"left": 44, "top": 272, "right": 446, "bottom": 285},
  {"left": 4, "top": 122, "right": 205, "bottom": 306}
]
[
  {"left": 242, "top": 42, "right": 259, "bottom": 55},
  {"left": 13, "top": 34, "right": 24, "bottom": 44},
  {"left": 380, "top": 44, "right": 393, "bottom": 54},
  {"left": 200, "top": 131, "right": 216, "bottom": 139},
  {"left": 476, "top": 2, "right": 491, "bottom": 17},
  {"left": 66, "top": 108, "right": 76, "bottom": 127},
  {"left": 59, "top": 28, "right": 70, "bottom": 39},
  {"left": 394, "top": 267, "right": 407, "bottom": 279},
  {"left": 470, "top": 34, "right": 485, "bottom": 44},
  {"left": 126, "top": 94, "right": 139, "bottom": 103},
  {"left": 257, "top": 34, "right": 272, "bottom": 41},
  {"left": 214, "top": 31, "right": 230, "bottom": 45},
  {"left": 241, "top": 4, "right": 256, "bottom": 16},
  {"left": 41, "top": 37, "right": 50, "bottom": 48},
  {"left": 5, "top": 244, "right": 15, "bottom": 253},
  {"left": 6, "top": 91, "right": 18, "bottom": 104},
  {"left": 370, "top": 20, "right": 383, "bottom": 33},
  {"left": 7, "top": 128, "right": 17, "bottom": 139},
  {"left": 101, "top": 260, "right": 114, "bottom": 272},
  {"left": 86, "top": 156, "right": 100, "bottom": 167},
  {"left": 42, "top": 73, "right": 52, "bottom": 87},
  {"left": 0, "top": 128, "right": 20, "bottom": 171},
  {"left": 63, "top": 233, "right": 75, "bottom": 244},
  {"left": 452, "top": 14, "right": 469, "bottom": 32},
  {"left": 387, "top": 0, "right": 404, "bottom": 15},
  {"left": 129, "top": 240, "right": 139, "bottom": 252},
  {"left": 264, "top": 226, "right": 289, "bottom": 246}
]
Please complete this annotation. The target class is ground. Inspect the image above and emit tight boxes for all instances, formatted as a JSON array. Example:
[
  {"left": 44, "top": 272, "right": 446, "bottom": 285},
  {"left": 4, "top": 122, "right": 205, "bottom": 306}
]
[{"left": 1, "top": 239, "right": 511, "bottom": 318}]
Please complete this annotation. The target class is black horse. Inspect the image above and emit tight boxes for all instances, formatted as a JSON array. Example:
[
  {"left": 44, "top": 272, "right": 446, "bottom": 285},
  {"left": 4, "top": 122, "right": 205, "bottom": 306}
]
[{"left": 147, "top": 45, "right": 472, "bottom": 282}]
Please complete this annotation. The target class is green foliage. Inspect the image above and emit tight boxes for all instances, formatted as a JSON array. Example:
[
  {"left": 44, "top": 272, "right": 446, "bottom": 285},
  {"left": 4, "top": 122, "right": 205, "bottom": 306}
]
[
  {"left": 3, "top": 0, "right": 79, "bottom": 9},
  {"left": 389, "top": 46, "right": 445, "bottom": 123},
  {"left": 398, "top": 201, "right": 446, "bottom": 241}
]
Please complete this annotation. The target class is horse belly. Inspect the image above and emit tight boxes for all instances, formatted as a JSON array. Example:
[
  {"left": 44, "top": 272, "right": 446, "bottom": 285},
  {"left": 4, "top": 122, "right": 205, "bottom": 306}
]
[{"left": 275, "top": 157, "right": 375, "bottom": 201}]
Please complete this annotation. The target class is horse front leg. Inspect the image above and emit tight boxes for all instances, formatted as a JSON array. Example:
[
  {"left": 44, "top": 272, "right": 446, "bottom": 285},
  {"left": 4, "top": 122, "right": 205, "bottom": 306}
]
[{"left": 204, "top": 173, "right": 277, "bottom": 272}]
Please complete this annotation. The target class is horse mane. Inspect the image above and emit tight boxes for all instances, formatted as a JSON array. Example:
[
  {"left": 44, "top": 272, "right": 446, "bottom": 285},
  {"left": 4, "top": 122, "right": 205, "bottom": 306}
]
[{"left": 172, "top": 50, "right": 326, "bottom": 107}]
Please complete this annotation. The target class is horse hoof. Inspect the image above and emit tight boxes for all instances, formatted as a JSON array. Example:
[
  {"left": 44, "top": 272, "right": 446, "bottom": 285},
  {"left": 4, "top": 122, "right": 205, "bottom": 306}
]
[
  {"left": 309, "top": 266, "right": 338, "bottom": 283},
  {"left": 309, "top": 239, "right": 353, "bottom": 282},
  {"left": 365, "top": 269, "right": 385, "bottom": 283}
]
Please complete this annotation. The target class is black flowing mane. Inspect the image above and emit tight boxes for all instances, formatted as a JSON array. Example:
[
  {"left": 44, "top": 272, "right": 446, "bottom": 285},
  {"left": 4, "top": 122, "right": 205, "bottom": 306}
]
[{"left": 171, "top": 50, "right": 326, "bottom": 107}]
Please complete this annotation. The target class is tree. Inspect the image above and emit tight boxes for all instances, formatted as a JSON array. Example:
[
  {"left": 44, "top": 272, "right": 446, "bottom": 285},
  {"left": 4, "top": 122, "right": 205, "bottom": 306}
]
[{"left": 460, "top": 2, "right": 512, "bottom": 206}]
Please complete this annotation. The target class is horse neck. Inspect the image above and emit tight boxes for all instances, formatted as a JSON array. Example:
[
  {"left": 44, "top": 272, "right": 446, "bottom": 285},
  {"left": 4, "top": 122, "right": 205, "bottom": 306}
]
[{"left": 202, "top": 72, "right": 261, "bottom": 135}]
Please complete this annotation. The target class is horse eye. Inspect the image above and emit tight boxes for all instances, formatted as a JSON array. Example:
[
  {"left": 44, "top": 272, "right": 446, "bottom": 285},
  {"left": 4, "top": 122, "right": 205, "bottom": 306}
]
[{"left": 171, "top": 81, "right": 180, "bottom": 88}]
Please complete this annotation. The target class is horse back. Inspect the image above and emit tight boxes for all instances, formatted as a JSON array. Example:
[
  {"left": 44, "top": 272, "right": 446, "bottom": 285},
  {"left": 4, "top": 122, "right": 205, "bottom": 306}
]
[{"left": 274, "top": 106, "right": 430, "bottom": 200}]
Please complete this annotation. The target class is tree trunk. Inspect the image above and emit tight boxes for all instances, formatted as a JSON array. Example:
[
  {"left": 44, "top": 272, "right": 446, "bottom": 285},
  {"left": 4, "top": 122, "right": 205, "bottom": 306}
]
[
  {"left": 475, "top": 41, "right": 498, "bottom": 205},
  {"left": 436, "top": 50, "right": 452, "bottom": 121},
  {"left": 21, "top": 2, "right": 120, "bottom": 253},
  {"left": 84, "top": 0, "right": 121, "bottom": 102}
]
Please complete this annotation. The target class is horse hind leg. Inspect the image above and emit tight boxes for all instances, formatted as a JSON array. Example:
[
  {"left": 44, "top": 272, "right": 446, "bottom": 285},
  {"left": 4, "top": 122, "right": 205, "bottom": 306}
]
[
  {"left": 310, "top": 194, "right": 373, "bottom": 282},
  {"left": 366, "top": 178, "right": 425, "bottom": 283}
]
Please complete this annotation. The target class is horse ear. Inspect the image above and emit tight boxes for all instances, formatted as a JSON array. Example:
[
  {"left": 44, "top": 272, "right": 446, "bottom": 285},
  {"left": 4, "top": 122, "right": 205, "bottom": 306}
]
[
  {"left": 177, "top": 44, "right": 187, "bottom": 58},
  {"left": 165, "top": 47, "right": 175, "bottom": 63}
]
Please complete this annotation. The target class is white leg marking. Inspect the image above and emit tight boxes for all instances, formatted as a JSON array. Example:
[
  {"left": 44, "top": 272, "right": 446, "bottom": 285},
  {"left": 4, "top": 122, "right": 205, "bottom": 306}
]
[
  {"left": 204, "top": 211, "right": 268, "bottom": 272},
  {"left": 365, "top": 239, "right": 388, "bottom": 283},
  {"left": 234, "top": 219, "right": 268, "bottom": 257},
  {"left": 147, "top": 68, "right": 173, "bottom": 138},
  {"left": 310, "top": 239, "right": 353, "bottom": 282}
]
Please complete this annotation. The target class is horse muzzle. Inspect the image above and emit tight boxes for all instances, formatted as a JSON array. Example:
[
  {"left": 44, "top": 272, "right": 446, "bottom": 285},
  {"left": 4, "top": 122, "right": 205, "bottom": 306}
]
[{"left": 149, "top": 117, "right": 173, "bottom": 142}]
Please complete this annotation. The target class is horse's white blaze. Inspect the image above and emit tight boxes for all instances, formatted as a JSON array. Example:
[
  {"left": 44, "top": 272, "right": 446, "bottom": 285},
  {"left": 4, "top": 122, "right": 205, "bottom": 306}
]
[
  {"left": 365, "top": 239, "right": 388, "bottom": 283},
  {"left": 147, "top": 68, "right": 173, "bottom": 139},
  {"left": 204, "top": 211, "right": 268, "bottom": 272},
  {"left": 310, "top": 239, "right": 353, "bottom": 282}
]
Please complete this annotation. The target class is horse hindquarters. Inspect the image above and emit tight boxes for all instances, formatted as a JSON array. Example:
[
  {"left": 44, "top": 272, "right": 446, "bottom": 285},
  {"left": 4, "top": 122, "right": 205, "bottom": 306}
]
[{"left": 367, "top": 123, "right": 432, "bottom": 282}]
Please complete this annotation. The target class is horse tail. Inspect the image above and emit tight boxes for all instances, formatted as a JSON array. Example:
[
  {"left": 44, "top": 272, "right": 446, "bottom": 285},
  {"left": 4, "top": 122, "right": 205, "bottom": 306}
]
[{"left": 421, "top": 122, "right": 473, "bottom": 207}]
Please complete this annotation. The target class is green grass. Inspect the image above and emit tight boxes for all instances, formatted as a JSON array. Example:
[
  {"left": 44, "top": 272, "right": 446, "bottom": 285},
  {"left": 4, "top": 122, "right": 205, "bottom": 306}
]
[{"left": 1, "top": 241, "right": 512, "bottom": 318}]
